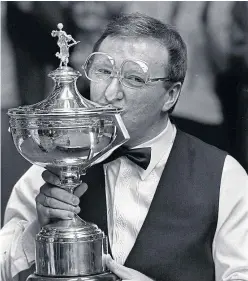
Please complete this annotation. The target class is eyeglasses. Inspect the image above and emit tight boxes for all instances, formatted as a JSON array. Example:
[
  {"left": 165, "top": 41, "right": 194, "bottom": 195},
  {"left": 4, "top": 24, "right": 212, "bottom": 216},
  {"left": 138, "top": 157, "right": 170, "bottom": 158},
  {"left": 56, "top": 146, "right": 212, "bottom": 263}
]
[{"left": 82, "top": 52, "right": 171, "bottom": 89}]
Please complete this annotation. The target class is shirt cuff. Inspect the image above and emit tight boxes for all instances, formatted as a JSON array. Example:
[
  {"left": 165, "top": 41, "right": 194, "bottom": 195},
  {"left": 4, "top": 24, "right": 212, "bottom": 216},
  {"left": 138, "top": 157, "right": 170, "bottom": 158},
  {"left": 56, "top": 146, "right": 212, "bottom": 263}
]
[
  {"left": 11, "top": 219, "right": 40, "bottom": 278},
  {"left": 22, "top": 219, "right": 40, "bottom": 265}
]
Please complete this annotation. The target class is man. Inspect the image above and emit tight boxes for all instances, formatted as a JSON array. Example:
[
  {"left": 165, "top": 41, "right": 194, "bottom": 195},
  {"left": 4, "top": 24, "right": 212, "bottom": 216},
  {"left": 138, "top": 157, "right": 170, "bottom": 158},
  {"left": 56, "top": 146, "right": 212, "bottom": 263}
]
[{"left": 1, "top": 13, "right": 248, "bottom": 281}]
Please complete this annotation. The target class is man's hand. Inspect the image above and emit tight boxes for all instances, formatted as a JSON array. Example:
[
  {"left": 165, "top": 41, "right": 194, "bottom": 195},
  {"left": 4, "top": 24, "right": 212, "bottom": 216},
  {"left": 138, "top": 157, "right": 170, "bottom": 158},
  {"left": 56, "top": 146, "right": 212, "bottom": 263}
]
[
  {"left": 105, "top": 255, "right": 153, "bottom": 281},
  {"left": 35, "top": 170, "right": 88, "bottom": 226}
]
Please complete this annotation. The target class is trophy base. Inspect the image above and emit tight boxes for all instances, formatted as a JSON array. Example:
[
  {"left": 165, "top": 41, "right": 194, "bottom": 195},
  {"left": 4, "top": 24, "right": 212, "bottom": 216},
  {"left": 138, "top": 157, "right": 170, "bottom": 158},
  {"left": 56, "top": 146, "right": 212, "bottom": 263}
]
[{"left": 27, "top": 272, "right": 120, "bottom": 281}]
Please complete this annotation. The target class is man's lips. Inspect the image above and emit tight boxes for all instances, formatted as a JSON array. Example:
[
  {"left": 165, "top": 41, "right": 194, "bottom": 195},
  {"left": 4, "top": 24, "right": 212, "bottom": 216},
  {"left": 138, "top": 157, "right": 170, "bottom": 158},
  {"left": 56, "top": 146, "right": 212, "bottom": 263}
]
[{"left": 92, "top": 101, "right": 126, "bottom": 114}]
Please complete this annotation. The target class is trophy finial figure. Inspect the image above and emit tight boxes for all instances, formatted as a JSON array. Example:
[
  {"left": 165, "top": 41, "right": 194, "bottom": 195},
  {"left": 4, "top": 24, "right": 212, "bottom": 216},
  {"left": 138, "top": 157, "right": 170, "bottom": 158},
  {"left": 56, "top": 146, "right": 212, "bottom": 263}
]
[{"left": 51, "top": 23, "right": 80, "bottom": 67}]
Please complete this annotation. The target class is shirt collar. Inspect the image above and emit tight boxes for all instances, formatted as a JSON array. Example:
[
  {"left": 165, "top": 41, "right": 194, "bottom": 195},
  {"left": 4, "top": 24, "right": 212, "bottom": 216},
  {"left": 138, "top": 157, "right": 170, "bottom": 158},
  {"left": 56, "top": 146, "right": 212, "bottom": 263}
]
[{"left": 133, "top": 118, "right": 177, "bottom": 180}]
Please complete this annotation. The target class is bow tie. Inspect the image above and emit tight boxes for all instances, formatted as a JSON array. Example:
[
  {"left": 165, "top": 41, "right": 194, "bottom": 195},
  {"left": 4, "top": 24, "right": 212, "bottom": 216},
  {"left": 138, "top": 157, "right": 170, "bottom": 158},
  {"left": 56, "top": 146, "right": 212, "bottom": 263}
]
[{"left": 103, "top": 146, "right": 151, "bottom": 170}]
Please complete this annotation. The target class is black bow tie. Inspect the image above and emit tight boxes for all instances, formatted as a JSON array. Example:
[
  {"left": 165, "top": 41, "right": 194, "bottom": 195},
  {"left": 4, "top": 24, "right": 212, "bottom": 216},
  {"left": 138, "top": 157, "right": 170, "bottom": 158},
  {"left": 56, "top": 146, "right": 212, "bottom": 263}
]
[{"left": 103, "top": 146, "right": 151, "bottom": 170}]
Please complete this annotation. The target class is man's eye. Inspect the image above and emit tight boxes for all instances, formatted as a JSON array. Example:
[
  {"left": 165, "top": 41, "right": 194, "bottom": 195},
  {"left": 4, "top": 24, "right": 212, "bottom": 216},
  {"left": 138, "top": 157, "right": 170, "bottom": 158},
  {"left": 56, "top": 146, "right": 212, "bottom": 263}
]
[
  {"left": 95, "top": 68, "right": 112, "bottom": 75},
  {"left": 126, "top": 75, "right": 145, "bottom": 83}
]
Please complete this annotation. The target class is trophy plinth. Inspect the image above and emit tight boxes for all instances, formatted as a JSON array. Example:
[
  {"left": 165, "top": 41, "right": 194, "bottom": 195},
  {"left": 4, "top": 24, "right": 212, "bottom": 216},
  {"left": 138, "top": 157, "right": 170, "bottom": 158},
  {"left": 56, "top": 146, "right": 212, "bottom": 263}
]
[
  {"left": 35, "top": 220, "right": 107, "bottom": 277},
  {"left": 8, "top": 24, "right": 129, "bottom": 280}
]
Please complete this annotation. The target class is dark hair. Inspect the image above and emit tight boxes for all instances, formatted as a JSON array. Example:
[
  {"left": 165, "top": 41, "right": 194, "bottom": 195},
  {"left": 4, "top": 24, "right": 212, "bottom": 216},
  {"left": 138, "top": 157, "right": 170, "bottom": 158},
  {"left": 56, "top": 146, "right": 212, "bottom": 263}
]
[{"left": 92, "top": 13, "right": 187, "bottom": 85}]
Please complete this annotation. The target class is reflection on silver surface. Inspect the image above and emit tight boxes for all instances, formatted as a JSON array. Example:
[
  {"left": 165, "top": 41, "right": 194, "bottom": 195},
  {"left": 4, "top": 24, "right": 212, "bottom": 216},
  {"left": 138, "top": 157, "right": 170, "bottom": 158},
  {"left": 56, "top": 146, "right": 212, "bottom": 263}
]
[
  {"left": 10, "top": 116, "right": 116, "bottom": 169},
  {"left": 8, "top": 64, "right": 129, "bottom": 189}
]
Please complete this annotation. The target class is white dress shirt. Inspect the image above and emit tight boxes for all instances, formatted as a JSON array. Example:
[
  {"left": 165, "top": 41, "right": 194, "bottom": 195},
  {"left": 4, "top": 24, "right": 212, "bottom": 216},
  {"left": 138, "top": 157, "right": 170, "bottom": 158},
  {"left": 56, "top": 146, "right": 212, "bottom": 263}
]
[{"left": 1, "top": 119, "right": 248, "bottom": 281}]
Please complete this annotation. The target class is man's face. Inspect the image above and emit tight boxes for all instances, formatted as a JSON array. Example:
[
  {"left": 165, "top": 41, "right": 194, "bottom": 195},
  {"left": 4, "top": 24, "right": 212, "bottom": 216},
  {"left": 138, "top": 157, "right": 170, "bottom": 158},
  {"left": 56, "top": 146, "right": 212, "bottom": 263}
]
[{"left": 90, "top": 36, "right": 171, "bottom": 145}]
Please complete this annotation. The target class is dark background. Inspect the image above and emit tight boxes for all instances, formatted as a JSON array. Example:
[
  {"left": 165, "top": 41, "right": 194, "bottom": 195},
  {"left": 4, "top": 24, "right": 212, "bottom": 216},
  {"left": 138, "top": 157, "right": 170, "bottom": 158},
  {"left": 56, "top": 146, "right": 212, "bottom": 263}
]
[{"left": 1, "top": 1, "right": 248, "bottom": 225}]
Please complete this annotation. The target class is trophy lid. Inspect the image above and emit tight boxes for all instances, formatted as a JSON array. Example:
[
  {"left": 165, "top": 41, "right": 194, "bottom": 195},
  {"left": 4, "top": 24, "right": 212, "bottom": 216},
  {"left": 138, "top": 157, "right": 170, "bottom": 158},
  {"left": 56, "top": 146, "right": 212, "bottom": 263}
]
[
  {"left": 8, "top": 66, "right": 121, "bottom": 117},
  {"left": 8, "top": 23, "right": 122, "bottom": 118}
]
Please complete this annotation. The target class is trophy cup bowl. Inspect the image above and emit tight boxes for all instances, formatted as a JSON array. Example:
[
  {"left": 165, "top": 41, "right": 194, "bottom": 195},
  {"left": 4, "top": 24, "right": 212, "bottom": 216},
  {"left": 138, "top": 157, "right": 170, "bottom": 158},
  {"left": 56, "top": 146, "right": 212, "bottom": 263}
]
[{"left": 8, "top": 24, "right": 129, "bottom": 281}]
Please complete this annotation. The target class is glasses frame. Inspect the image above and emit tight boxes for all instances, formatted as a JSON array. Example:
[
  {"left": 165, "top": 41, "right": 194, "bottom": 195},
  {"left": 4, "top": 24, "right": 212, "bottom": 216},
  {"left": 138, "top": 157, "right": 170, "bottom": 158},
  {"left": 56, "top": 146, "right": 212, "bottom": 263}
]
[{"left": 82, "top": 52, "right": 172, "bottom": 89}]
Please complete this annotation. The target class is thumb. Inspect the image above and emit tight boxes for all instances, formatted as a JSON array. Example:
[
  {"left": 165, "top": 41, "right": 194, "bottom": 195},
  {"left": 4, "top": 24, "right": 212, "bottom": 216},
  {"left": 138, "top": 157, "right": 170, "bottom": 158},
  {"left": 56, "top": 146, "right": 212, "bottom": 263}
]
[
  {"left": 74, "top": 182, "right": 88, "bottom": 198},
  {"left": 105, "top": 255, "right": 132, "bottom": 280}
]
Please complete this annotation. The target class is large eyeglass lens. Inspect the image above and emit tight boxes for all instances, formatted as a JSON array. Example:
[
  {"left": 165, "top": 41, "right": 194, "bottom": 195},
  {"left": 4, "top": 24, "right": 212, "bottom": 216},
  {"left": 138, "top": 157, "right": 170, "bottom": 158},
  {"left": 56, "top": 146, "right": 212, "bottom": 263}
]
[
  {"left": 84, "top": 53, "right": 114, "bottom": 82},
  {"left": 84, "top": 53, "right": 149, "bottom": 88},
  {"left": 121, "top": 60, "right": 149, "bottom": 88}
]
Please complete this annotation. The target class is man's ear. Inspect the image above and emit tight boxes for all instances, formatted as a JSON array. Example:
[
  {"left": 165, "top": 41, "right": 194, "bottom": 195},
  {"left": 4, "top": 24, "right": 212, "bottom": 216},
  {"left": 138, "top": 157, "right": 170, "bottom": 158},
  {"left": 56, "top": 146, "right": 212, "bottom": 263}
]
[{"left": 162, "top": 82, "right": 182, "bottom": 112}]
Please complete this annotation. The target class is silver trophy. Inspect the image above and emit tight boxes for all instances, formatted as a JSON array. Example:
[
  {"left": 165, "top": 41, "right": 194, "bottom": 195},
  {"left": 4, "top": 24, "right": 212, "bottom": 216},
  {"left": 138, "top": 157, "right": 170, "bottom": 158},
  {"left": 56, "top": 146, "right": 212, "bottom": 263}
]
[{"left": 8, "top": 23, "right": 129, "bottom": 281}]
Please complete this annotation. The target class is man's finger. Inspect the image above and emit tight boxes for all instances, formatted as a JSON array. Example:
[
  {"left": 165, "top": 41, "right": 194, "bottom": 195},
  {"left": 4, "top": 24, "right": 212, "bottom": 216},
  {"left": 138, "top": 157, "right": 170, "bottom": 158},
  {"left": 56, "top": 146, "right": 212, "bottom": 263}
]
[
  {"left": 42, "top": 170, "right": 61, "bottom": 186},
  {"left": 37, "top": 202, "right": 75, "bottom": 221},
  {"left": 105, "top": 255, "right": 132, "bottom": 280},
  {"left": 40, "top": 184, "right": 80, "bottom": 206},
  {"left": 74, "top": 183, "right": 88, "bottom": 198},
  {"left": 36, "top": 193, "right": 80, "bottom": 213}
]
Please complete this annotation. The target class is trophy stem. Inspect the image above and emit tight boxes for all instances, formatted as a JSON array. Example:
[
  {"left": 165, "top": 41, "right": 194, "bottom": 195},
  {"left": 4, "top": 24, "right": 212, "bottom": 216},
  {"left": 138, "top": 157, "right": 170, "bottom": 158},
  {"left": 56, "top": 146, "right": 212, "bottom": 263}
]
[
  {"left": 60, "top": 166, "right": 82, "bottom": 193},
  {"left": 58, "top": 165, "right": 88, "bottom": 225}
]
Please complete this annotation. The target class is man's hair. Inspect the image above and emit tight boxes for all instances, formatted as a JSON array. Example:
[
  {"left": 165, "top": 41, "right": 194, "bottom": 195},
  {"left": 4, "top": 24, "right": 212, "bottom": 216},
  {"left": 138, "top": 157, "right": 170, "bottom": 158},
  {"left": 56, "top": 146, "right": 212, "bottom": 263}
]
[{"left": 92, "top": 13, "right": 187, "bottom": 85}]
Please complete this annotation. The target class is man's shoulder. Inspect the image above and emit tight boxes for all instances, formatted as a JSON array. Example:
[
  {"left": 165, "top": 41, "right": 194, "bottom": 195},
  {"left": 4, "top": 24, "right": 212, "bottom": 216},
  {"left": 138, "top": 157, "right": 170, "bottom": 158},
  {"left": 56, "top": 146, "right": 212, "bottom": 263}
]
[{"left": 176, "top": 129, "right": 228, "bottom": 158}]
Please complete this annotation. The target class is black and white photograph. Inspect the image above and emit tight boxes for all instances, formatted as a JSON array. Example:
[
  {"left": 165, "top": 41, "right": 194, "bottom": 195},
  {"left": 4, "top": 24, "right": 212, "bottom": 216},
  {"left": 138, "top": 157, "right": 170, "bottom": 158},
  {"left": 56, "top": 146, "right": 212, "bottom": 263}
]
[{"left": 1, "top": 1, "right": 248, "bottom": 281}]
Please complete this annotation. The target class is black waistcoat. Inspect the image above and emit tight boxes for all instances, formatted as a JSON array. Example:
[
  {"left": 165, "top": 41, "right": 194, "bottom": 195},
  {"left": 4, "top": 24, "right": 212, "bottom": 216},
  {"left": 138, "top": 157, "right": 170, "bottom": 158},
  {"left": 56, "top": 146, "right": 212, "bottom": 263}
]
[{"left": 79, "top": 130, "right": 227, "bottom": 281}]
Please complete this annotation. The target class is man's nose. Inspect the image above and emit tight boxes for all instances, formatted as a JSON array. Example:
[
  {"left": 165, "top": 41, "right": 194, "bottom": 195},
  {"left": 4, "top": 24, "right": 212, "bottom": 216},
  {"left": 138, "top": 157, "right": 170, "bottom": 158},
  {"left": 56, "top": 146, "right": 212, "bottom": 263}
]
[{"left": 104, "top": 77, "right": 123, "bottom": 103}]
